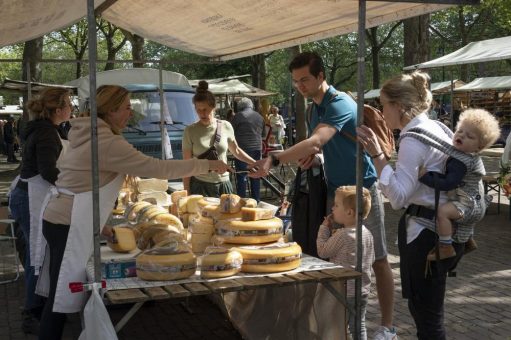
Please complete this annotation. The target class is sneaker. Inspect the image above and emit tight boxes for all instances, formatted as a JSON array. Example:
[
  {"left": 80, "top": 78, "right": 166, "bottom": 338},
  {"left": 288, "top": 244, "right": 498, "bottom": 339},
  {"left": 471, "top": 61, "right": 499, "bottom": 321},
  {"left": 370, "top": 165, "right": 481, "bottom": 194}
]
[
  {"left": 427, "top": 244, "right": 456, "bottom": 261},
  {"left": 21, "top": 311, "right": 39, "bottom": 335},
  {"left": 373, "top": 326, "right": 398, "bottom": 340},
  {"left": 464, "top": 238, "right": 478, "bottom": 255}
]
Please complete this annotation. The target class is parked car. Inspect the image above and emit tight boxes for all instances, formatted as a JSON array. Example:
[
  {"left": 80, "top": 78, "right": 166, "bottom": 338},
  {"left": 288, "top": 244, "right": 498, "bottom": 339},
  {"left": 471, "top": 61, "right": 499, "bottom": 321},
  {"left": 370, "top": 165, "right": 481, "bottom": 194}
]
[{"left": 123, "top": 84, "right": 197, "bottom": 159}]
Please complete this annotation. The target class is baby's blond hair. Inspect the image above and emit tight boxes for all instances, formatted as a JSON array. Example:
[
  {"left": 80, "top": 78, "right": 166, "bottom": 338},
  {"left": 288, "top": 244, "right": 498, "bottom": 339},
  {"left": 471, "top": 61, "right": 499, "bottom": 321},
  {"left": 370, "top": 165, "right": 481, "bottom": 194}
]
[
  {"left": 456, "top": 109, "right": 500, "bottom": 151},
  {"left": 335, "top": 186, "right": 372, "bottom": 219}
]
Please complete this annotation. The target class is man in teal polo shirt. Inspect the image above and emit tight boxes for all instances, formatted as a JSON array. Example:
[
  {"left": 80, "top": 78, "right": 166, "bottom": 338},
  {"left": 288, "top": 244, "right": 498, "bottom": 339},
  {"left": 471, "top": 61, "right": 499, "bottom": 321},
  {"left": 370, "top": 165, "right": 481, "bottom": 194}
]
[{"left": 251, "top": 51, "right": 397, "bottom": 340}]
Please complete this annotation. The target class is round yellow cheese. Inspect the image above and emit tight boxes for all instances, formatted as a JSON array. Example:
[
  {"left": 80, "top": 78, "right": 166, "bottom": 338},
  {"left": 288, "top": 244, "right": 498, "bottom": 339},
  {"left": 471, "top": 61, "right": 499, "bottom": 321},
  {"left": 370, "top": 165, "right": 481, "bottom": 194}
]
[
  {"left": 136, "top": 245, "right": 196, "bottom": 281},
  {"left": 200, "top": 247, "right": 242, "bottom": 279},
  {"left": 215, "top": 217, "right": 283, "bottom": 244},
  {"left": 151, "top": 213, "right": 184, "bottom": 230},
  {"left": 233, "top": 242, "right": 302, "bottom": 273},
  {"left": 136, "top": 224, "right": 183, "bottom": 250}
]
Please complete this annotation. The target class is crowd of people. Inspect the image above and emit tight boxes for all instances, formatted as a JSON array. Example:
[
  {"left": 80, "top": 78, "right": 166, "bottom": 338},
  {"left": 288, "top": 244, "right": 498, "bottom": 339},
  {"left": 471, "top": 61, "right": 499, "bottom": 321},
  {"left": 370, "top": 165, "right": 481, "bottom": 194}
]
[{"left": 6, "top": 50, "right": 505, "bottom": 340}]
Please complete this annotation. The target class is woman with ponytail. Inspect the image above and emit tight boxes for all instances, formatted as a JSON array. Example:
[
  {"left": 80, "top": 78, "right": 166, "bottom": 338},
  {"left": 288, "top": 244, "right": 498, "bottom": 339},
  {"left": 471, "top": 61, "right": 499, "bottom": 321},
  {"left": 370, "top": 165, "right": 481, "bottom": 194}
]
[{"left": 357, "top": 71, "right": 464, "bottom": 339}]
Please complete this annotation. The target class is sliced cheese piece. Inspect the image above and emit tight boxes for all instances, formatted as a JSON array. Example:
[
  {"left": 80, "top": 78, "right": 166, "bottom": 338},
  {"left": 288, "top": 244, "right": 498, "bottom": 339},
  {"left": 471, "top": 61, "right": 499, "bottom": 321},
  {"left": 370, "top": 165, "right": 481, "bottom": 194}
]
[
  {"left": 151, "top": 213, "right": 184, "bottom": 230},
  {"left": 189, "top": 215, "right": 215, "bottom": 253},
  {"left": 170, "top": 190, "right": 188, "bottom": 204},
  {"left": 200, "top": 247, "right": 242, "bottom": 279},
  {"left": 136, "top": 206, "right": 167, "bottom": 224},
  {"left": 241, "top": 207, "right": 275, "bottom": 221},
  {"left": 136, "top": 178, "right": 168, "bottom": 193},
  {"left": 137, "top": 224, "right": 183, "bottom": 250},
  {"left": 107, "top": 227, "right": 137, "bottom": 253},
  {"left": 233, "top": 242, "right": 302, "bottom": 273},
  {"left": 215, "top": 217, "right": 283, "bottom": 244},
  {"left": 125, "top": 201, "right": 152, "bottom": 223},
  {"left": 197, "top": 197, "right": 220, "bottom": 210},
  {"left": 137, "top": 191, "right": 170, "bottom": 206},
  {"left": 186, "top": 195, "right": 204, "bottom": 214},
  {"left": 220, "top": 194, "right": 243, "bottom": 213},
  {"left": 241, "top": 198, "right": 258, "bottom": 208},
  {"left": 136, "top": 246, "right": 196, "bottom": 281}
]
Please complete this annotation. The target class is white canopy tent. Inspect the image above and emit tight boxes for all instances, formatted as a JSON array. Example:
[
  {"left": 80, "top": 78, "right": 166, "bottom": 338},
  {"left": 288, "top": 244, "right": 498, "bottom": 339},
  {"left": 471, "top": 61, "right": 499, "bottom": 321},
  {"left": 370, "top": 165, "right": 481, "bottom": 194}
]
[
  {"left": 454, "top": 76, "right": 511, "bottom": 91},
  {"left": 431, "top": 80, "right": 465, "bottom": 93},
  {"left": 364, "top": 89, "right": 380, "bottom": 99},
  {"left": 404, "top": 35, "right": 511, "bottom": 70},
  {"left": 1, "top": 0, "right": 450, "bottom": 60},
  {"left": 189, "top": 78, "right": 276, "bottom": 97}
]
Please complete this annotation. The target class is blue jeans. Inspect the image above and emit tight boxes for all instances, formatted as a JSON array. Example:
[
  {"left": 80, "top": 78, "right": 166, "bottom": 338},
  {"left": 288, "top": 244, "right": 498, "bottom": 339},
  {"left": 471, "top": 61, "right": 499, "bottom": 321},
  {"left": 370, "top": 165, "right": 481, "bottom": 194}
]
[
  {"left": 234, "top": 149, "right": 261, "bottom": 202},
  {"left": 9, "top": 187, "right": 44, "bottom": 313}
]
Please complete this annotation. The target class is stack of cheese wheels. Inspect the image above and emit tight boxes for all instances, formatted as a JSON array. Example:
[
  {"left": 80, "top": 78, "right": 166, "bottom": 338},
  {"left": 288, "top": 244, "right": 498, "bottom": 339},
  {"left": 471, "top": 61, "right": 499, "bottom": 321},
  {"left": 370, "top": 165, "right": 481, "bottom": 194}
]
[
  {"left": 201, "top": 196, "right": 257, "bottom": 221},
  {"left": 136, "top": 236, "right": 197, "bottom": 281},
  {"left": 199, "top": 246, "right": 243, "bottom": 279},
  {"left": 233, "top": 242, "right": 302, "bottom": 273},
  {"left": 107, "top": 226, "right": 137, "bottom": 253},
  {"left": 215, "top": 217, "right": 283, "bottom": 244},
  {"left": 188, "top": 214, "right": 215, "bottom": 253}
]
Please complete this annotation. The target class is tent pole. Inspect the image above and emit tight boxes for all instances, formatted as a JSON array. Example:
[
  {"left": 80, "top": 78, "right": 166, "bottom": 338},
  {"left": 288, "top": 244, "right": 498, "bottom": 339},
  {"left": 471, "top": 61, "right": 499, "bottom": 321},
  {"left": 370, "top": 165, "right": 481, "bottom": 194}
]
[
  {"left": 26, "top": 62, "right": 32, "bottom": 100},
  {"left": 159, "top": 63, "right": 165, "bottom": 159},
  {"left": 87, "top": 0, "right": 101, "bottom": 283},
  {"left": 354, "top": 1, "right": 366, "bottom": 339},
  {"left": 450, "top": 71, "right": 454, "bottom": 130}
]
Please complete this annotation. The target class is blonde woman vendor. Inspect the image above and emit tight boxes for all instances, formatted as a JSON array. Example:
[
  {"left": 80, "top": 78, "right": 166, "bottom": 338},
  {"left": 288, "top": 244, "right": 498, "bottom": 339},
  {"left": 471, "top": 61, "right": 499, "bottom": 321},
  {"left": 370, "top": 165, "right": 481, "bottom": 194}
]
[
  {"left": 38, "top": 85, "right": 231, "bottom": 340},
  {"left": 183, "top": 80, "right": 257, "bottom": 197}
]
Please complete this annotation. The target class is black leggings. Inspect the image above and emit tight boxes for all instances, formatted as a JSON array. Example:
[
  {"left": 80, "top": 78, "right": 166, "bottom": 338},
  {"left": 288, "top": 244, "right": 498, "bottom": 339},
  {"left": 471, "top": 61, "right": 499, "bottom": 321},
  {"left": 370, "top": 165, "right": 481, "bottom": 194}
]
[{"left": 39, "top": 220, "right": 70, "bottom": 340}]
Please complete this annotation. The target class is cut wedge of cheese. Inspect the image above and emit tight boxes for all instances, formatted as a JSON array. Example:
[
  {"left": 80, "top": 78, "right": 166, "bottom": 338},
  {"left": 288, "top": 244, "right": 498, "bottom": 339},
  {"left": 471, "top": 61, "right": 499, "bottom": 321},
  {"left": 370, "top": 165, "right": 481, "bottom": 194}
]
[
  {"left": 137, "top": 224, "right": 183, "bottom": 250},
  {"left": 215, "top": 217, "right": 283, "bottom": 244},
  {"left": 136, "top": 178, "right": 168, "bottom": 193},
  {"left": 197, "top": 197, "right": 220, "bottom": 211},
  {"left": 186, "top": 195, "right": 204, "bottom": 213},
  {"left": 241, "top": 207, "right": 275, "bottom": 221},
  {"left": 170, "top": 190, "right": 188, "bottom": 204},
  {"left": 136, "top": 243, "right": 196, "bottom": 281},
  {"left": 189, "top": 215, "right": 215, "bottom": 253},
  {"left": 220, "top": 194, "right": 243, "bottom": 213},
  {"left": 241, "top": 198, "right": 258, "bottom": 208},
  {"left": 107, "top": 227, "right": 137, "bottom": 253},
  {"left": 200, "top": 247, "right": 242, "bottom": 279},
  {"left": 150, "top": 213, "right": 184, "bottom": 230},
  {"left": 233, "top": 242, "right": 302, "bottom": 273}
]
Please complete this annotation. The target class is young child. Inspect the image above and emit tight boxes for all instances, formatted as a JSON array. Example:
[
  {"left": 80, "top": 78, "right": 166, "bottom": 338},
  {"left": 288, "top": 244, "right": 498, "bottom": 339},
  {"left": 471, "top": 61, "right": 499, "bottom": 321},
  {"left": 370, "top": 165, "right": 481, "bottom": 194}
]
[
  {"left": 419, "top": 108, "right": 500, "bottom": 260},
  {"left": 317, "top": 186, "right": 375, "bottom": 340}
]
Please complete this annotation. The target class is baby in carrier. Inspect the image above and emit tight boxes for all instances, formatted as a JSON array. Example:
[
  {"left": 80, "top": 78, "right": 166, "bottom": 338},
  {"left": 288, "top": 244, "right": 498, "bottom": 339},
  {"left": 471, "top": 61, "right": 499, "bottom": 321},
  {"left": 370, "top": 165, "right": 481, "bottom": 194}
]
[{"left": 414, "top": 109, "right": 500, "bottom": 260}]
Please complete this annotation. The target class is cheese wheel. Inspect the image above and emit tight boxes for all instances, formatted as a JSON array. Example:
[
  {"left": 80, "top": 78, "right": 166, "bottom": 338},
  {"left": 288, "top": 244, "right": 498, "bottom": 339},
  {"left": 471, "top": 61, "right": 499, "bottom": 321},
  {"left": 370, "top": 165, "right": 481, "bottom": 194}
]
[
  {"left": 151, "top": 213, "right": 184, "bottom": 230},
  {"left": 241, "top": 207, "right": 275, "bottom": 221},
  {"left": 219, "top": 194, "right": 243, "bottom": 213},
  {"left": 136, "top": 178, "right": 168, "bottom": 193},
  {"left": 215, "top": 217, "right": 283, "bottom": 244},
  {"left": 137, "top": 224, "right": 183, "bottom": 250},
  {"left": 107, "top": 227, "right": 137, "bottom": 253},
  {"left": 200, "top": 247, "right": 243, "bottom": 279},
  {"left": 233, "top": 242, "right": 302, "bottom": 273},
  {"left": 136, "top": 246, "right": 196, "bottom": 281},
  {"left": 125, "top": 201, "right": 152, "bottom": 222},
  {"left": 170, "top": 190, "right": 188, "bottom": 204}
]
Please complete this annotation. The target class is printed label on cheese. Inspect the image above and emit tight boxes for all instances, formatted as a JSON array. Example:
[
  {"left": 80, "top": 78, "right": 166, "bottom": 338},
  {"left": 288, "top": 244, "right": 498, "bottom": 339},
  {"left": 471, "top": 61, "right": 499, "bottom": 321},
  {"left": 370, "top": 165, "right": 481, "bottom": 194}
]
[
  {"left": 238, "top": 242, "right": 296, "bottom": 250},
  {"left": 216, "top": 227, "right": 283, "bottom": 237},
  {"left": 136, "top": 263, "right": 196, "bottom": 273},
  {"left": 201, "top": 263, "right": 241, "bottom": 272},
  {"left": 243, "top": 254, "right": 301, "bottom": 265}
]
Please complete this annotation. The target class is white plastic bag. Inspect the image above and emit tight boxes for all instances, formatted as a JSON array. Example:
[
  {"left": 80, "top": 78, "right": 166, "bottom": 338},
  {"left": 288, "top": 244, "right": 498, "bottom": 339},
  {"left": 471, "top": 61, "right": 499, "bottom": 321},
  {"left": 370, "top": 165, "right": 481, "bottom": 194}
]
[{"left": 78, "top": 285, "right": 118, "bottom": 340}]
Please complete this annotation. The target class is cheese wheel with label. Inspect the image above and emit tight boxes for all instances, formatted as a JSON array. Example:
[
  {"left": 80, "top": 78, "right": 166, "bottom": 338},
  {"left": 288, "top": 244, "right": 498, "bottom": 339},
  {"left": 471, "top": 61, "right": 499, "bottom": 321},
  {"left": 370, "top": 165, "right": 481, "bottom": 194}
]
[
  {"left": 241, "top": 207, "right": 275, "bottom": 221},
  {"left": 107, "top": 227, "right": 136, "bottom": 253},
  {"left": 215, "top": 217, "right": 283, "bottom": 244},
  {"left": 233, "top": 242, "right": 302, "bottom": 273},
  {"left": 136, "top": 241, "right": 196, "bottom": 281},
  {"left": 199, "top": 247, "right": 243, "bottom": 279}
]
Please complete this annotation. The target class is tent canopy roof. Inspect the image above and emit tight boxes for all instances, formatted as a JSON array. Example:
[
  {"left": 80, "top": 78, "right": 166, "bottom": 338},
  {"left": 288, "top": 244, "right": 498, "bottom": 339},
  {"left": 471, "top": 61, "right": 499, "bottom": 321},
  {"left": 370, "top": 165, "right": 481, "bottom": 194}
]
[
  {"left": 454, "top": 76, "right": 511, "bottom": 92},
  {"left": 0, "top": 78, "right": 77, "bottom": 93},
  {"left": 430, "top": 80, "right": 465, "bottom": 93},
  {"left": 2, "top": 0, "right": 450, "bottom": 61},
  {"left": 404, "top": 36, "right": 511, "bottom": 70},
  {"left": 189, "top": 78, "right": 276, "bottom": 97}
]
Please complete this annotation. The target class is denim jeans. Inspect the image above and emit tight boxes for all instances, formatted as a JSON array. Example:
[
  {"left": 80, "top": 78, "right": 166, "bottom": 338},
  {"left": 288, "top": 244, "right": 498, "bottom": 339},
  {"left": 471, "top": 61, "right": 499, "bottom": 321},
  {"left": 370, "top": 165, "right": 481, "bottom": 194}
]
[
  {"left": 9, "top": 187, "right": 44, "bottom": 313},
  {"left": 234, "top": 149, "right": 261, "bottom": 202}
]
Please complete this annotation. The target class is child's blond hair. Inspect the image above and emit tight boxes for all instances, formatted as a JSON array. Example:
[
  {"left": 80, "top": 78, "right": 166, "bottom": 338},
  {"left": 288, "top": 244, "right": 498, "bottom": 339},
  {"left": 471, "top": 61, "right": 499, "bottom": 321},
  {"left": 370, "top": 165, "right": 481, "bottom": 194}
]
[
  {"left": 335, "top": 186, "right": 372, "bottom": 219},
  {"left": 456, "top": 109, "right": 500, "bottom": 151}
]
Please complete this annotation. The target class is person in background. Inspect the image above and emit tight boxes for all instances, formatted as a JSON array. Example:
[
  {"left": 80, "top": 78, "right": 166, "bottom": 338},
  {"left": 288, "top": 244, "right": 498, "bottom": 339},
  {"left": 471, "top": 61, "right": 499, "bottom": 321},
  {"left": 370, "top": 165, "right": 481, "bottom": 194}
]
[
  {"left": 268, "top": 105, "right": 286, "bottom": 144},
  {"left": 0, "top": 120, "right": 6, "bottom": 155},
  {"left": 317, "top": 186, "right": 374, "bottom": 340},
  {"left": 38, "top": 85, "right": 231, "bottom": 340},
  {"left": 226, "top": 108, "right": 235, "bottom": 122},
  {"left": 357, "top": 71, "right": 465, "bottom": 339},
  {"left": 231, "top": 97, "right": 265, "bottom": 201},
  {"left": 9, "top": 88, "right": 72, "bottom": 335},
  {"left": 4, "top": 115, "right": 19, "bottom": 163},
  {"left": 250, "top": 51, "right": 397, "bottom": 339},
  {"left": 182, "top": 81, "right": 256, "bottom": 197}
]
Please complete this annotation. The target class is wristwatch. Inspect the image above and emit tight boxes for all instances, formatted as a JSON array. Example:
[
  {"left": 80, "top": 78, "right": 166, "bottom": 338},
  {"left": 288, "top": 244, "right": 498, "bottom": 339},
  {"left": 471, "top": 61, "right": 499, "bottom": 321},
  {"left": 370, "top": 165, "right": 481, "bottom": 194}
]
[{"left": 270, "top": 154, "right": 280, "bottom": 167}]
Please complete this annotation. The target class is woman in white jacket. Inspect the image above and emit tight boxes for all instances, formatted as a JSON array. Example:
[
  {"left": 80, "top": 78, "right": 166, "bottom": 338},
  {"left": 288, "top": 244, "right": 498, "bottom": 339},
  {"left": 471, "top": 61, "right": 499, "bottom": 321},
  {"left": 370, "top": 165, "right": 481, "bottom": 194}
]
[
  {"left": 38, "top": 85, "right": 231, "bottom": 340},
  {"left": 268, "top": 105, "right": 286, "bottom": 144}
]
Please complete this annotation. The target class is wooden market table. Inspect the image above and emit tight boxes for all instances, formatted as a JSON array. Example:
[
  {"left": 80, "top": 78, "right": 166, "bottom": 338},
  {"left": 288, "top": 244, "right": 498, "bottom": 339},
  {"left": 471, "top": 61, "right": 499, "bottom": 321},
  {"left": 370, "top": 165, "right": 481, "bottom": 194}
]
[{"left": 88, "top": 249, "right": 360, "bottom": 336}]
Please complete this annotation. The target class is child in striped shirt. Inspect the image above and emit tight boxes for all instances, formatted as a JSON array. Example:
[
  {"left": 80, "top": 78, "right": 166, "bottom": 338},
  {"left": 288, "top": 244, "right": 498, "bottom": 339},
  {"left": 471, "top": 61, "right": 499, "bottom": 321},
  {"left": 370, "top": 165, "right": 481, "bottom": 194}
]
[{"left": 317, "top": 186, "right": 375, "bottom": 340}]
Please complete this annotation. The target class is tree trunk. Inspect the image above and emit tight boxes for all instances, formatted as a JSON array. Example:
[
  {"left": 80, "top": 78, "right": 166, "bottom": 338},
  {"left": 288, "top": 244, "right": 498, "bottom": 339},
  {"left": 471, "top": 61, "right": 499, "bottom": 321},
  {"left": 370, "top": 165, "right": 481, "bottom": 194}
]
[
  {"left": 104, "top": 40, "right": 116, "bottom": 71},
  {"left": 369, "top": 27, "right": 380, "bottom": 89},
  {"left": 132, "top": 34, "right": 145, "bottom": 68},
  {"left": 288, "top": 46, "right": 307, "bottom": 143},
  {"left": 403, "top": 14, "right": 430, "bottom": 68},
  {"left": 22, "top": 37, "right": 43, "bottom": 121}
]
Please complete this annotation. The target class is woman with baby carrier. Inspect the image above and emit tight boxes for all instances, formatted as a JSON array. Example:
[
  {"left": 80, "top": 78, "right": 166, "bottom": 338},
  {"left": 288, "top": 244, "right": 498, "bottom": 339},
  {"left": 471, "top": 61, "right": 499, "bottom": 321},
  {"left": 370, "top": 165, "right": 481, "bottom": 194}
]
[{"left": 356, "top": 71, "right": 466, "bottom": 340}]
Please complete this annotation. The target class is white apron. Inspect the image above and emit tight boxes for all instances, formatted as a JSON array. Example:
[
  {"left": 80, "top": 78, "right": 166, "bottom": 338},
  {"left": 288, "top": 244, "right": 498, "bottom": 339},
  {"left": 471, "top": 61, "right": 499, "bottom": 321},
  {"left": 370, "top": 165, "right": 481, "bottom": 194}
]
[
  {"left": 30, "top": 138, "right": 70, "bottom": 275},
  {"left": 37, "top": 174, "right": 124, "bottom": 313}
]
